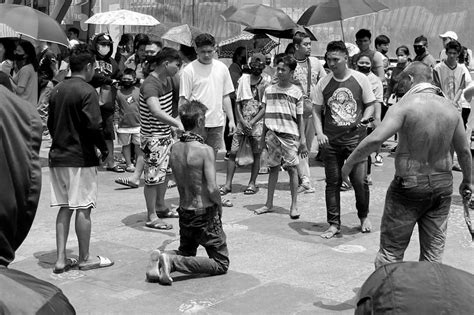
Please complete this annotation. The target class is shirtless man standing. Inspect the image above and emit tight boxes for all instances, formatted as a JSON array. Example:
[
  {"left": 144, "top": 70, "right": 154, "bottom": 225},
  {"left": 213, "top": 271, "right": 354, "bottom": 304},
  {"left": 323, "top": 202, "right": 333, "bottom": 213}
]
[
  {"left": 145, "top": 100, "right": 229, "bottom": 285},
  {"left": 341, "top": 62, "right": 472, "bottom": 268}
]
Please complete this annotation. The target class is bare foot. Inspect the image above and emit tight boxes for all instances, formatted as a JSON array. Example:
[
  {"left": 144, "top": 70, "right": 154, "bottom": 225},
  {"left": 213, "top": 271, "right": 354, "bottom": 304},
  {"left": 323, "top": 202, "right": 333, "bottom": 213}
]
[
  {"left": 320, "top": 225, "right": 341, "bottom": 239},
  {"left": 253, "top": 205, "right": 273, "bottom": 215},
  {"left": 289, "top": 208, "right": 300, "bottom": 219},
  {"left": 361, "top": 217, "right": 372, "bottom": 233},
  {"left": 145, "top": 250, "right": 161, "bottom": 282},
  {"left": 158, "top": 252, "right": 173, "bottom": 285}
]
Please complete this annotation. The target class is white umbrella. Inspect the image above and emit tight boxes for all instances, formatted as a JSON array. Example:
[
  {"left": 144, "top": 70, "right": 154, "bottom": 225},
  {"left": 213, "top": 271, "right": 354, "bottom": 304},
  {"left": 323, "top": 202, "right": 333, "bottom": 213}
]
[
  {"left": 85, "top": 9, "right": 160, "bottom": 26},
  {"left": 0, "top": 23, "right": 17, "bottom": 38}
]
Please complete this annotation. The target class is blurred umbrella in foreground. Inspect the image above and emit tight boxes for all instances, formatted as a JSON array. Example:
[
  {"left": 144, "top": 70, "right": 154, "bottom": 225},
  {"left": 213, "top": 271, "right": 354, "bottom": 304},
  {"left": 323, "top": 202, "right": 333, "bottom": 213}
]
[{"left": 218, "top": 32, "right": 279, "bottom": 59}]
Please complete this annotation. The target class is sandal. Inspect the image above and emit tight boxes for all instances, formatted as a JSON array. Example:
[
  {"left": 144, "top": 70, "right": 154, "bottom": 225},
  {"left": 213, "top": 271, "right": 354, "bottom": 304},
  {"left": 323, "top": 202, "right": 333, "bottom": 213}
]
[
  {"left": 125, "top": 165, "right": 136, "bottom": 172},
  {"left": 219, "top": 186, "right": 232, "bottom": 196},
  {"left": 145, "top": 219, "right": 173, "bottom": 230},
  {"left": 244, "top": 186, "right": 258, "bottom": 195},
  {"left": 115, "top": 177, "right": 139, "bottom": 188},
  {"left": 53, "top": 257, "right": 78, "bottom": 274},
  {"left": 156, "top": 208, "right": 179, "bottom": 218},
  {"left": 106, "top": 165, "right": 125, "bottom": 173},
  {"left": 222, "top": 199, "right": 233, "bottom": 207},
  {"left": 253, "top": 206, "right": 272, "bottom": 215}
]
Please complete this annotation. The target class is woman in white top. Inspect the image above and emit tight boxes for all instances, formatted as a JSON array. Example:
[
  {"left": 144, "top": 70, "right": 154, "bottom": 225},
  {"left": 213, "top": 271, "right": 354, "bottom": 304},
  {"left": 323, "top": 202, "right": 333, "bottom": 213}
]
[{"left": 10, "top": 40, "right": 38, "bottom": 105}]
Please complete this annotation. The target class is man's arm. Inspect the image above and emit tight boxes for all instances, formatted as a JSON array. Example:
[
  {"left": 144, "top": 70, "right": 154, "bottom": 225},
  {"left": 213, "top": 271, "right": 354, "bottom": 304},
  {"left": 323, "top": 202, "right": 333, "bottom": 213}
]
[
  {"left": 362, "top": 101, "right": 375, "bottom": 122},
  {"left": 373, "top": 52, "right": 386, "bottom": 83},
  {"left": 312, "top": 104, "right": 328, "bottom": 146},
  {"left": 223, "top": 94, "right": 236, "bottom": 133},
  {"left": 147, "top": 96, "right": 184, "bottom": 130},
  {"left": 297, "top": 113, "right": 308, "bottom": 157},
  {"left": 341, "top": 105, "right": 404, "bottom": 184},
  {"left": 452, "top": 115, "right": 472, "bottom": 194},
  {"left": 203, "top": 146, "right": 222, "bottom": 215}
]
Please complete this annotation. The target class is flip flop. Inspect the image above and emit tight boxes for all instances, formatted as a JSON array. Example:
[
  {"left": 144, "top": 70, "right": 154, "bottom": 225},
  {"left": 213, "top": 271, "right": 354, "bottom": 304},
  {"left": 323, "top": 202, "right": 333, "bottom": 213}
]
[
  {"left": 222, "top": 199, "right": 233, "bottom": 207},
  {"left": 53, "top": 258, "right": 78, "bottom": 274},
  {"left": 78, "top": 256, "right": 114, "bottom": 271},
  {"left": 290, "top": 209, "right": 300, "bottom": 220},
  {"left": 219, "top": 186, "right": 232, "bottom": 196},
  {"left": 167, "top": 180, "right": 177, "bottom": 189},
  {"left": 106, "top": 165, "right": 125, "bottom": 173},
  {"left": 145, "top": 219, "right": 173, "bottom": 230},
  {"left": 320, "top": 227, "right": 341, "bottom": 239},
  {"left": 156, "top": 208, "right": 179, "bottom": 218},
  {"left": 115, "top": 177, "right": 139, "bottom": 188},
  {"left": 244, "top": 186, "right": 258, "bottom": 195},
  {"left": 253, "top": 206, "right": 272, "bottom": 215}
]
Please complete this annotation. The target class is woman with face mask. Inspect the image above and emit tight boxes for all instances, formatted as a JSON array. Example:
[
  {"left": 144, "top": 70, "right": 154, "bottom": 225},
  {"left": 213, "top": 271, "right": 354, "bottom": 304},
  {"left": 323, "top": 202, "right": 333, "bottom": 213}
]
[
  {"left": 10, "top": 40, "right": 38, "bottom": 105},
  {"left": 385, "top": 45, "right": 411, "bottom": 104},
  {"left": 0, "top": 39, "right": 15, "bottom": 76}
]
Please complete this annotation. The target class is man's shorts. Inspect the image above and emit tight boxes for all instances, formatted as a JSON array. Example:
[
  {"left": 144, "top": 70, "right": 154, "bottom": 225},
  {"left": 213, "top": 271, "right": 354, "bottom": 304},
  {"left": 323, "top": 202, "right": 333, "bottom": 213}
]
[
  {"left": 204, "top": 126, "right": 224, "bottom": 153},
  {"left": 230, "top": 134, "right": 262, "bottom": 155},
  {"left": 102, "top": 114, "right": 115, "bottom": 140},
  {"left": 265, "top": 130, "right": 299, "bottom": 169},
  {"left": 117, "top": 132, "right": 140, "bottom": 146},
  {"left": 141, "top": 136, "right": 173, "bottom": 185},
  {"left": 50, "top": 167, "right": 98, "bottom": 210}
]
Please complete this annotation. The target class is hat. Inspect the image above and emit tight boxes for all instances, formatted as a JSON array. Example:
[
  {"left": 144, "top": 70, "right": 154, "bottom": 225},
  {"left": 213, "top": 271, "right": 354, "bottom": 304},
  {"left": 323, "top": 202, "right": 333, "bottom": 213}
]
[
  {"left": 96, "top": 34, "right": 113, "bottom": 44},
  {"left": 439, "top": 31, "right": 458, "bottom": 40},
  {"left": 251, "top": 53, "right": 266, "bottom": 63}
]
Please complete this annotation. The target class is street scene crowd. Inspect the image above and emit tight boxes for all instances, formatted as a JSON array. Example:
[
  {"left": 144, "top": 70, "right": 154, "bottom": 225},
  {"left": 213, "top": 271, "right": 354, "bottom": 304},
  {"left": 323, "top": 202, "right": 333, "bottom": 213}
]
[{"left": 1, "top": 2, "right": 474, "bottom": 313}]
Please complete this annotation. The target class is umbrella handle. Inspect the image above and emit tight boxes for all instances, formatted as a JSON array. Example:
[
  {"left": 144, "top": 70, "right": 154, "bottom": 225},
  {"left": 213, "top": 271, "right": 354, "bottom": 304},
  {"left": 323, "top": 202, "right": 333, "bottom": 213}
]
[{"left": 340, "top": 20, "right": 345, "bottom": 42}]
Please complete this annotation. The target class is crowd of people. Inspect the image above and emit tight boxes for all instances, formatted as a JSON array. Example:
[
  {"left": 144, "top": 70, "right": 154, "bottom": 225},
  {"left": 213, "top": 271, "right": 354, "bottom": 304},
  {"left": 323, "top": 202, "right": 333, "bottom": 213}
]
[{"left": 1, "top": 24, "right": 472, "bottom": 288}]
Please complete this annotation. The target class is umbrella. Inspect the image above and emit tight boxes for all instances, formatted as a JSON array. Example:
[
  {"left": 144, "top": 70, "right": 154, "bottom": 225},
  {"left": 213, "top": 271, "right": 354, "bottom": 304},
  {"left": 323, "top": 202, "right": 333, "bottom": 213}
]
[
  {"left": 221, "top": 4, "right": 298, "bottom": 31},
  {"left": 244, "top": 25, "right": 317, "bottom": 41},
  {"left": 0, "top": 4, "right": 69, "bottom": 47},
  {"left": 297, "top": 0, "right": 389, "bottom": 41},
  {"left": 161, "top": 24, "right": 203, "bottom": 47},
  {"left": 218, "top": 32, "right": 279, "bottom": 59},
  {"left": 85, "top": 9, "right": 159, "bottom": 26},
  {"left": 0, "top": 23, "right": 17, "bottom": 38},
  {"left": 0, "top": 267, "right": 75, "bottom": 314}
]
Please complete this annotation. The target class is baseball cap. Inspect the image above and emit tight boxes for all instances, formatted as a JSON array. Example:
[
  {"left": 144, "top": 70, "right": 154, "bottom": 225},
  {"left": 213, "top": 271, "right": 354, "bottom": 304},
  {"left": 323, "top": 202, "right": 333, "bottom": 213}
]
[
  {"left": 96, "top": 34, "right": 113, "bottom": 44},
  {"left": 251, "top": 53, "right": 266, "bottom": 63},
  {"left": 439, "top": 31, "right": 458, "bottom": 40}
]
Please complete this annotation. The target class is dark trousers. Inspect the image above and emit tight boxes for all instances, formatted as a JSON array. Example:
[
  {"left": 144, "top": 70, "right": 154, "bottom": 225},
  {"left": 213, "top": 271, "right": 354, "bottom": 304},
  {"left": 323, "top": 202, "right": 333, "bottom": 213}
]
[
  {"left": 169, "top": 205, "right": 229, "bottom": 275},
  {"left": 322, "top": 142, "right": 369, "bottom": 227}
]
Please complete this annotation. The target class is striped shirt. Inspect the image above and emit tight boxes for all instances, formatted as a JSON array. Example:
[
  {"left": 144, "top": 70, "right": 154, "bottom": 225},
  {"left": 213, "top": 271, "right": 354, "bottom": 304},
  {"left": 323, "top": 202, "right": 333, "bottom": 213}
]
[
  {"left": 263, "top": 84, "right": 303, "bottom": 137},
  {"left": 139, "top": 74, "right": 173, "bottom": 138}
]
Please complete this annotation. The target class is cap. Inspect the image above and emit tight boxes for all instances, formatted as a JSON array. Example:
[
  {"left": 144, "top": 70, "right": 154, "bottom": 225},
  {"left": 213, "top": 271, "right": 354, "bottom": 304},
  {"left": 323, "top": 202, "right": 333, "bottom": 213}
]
[
  {"left": 251, "top": 53, "right": 266, "bottom": 63},
  {"left": 96, "top": 34, "right": 113, "bottom": 44},
  {"left": 439, "top": 31, "right": 458, "bottom": 40}
]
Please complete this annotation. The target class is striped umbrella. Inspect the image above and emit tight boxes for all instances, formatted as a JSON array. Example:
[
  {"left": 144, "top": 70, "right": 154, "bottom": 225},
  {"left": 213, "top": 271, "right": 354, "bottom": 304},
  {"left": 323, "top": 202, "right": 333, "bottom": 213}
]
[
  {"left": 85, "top": 9, "right": 160, "bottom": 26},
  {"left": 218, "top": 32, "right": 279, "bottom": 59},
  {"left": 0, "top": 23, "right": 17, "bottom": 38}
]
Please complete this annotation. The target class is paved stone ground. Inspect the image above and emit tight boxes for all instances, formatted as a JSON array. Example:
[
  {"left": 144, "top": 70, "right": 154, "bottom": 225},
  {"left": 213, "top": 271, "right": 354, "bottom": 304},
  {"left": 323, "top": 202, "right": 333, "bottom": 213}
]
[{"left": 11, "top": 139, "right": 474, "bottom": 314}]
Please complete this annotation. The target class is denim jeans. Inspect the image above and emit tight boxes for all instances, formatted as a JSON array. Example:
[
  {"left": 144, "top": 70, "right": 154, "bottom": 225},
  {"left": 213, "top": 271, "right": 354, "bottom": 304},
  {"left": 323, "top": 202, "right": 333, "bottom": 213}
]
[
  {"left": 168, "top": 205, "right": 229, "bottom": 275},
  {"left": 322, "top": 142, "right": 369, "bottom": 227},
  {"left": 375, "top": 172, "right": 453, "bottom": 269}
]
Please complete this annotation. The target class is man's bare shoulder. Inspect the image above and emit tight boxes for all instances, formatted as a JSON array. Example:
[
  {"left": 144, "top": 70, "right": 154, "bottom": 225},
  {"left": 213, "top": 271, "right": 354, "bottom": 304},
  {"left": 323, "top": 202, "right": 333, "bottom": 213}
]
[
  {"left": 170, "top": 141, "right": 214, "bottom": 156},
  {"left": 397, "top": 93, "right": 457, "bottom": 115}
]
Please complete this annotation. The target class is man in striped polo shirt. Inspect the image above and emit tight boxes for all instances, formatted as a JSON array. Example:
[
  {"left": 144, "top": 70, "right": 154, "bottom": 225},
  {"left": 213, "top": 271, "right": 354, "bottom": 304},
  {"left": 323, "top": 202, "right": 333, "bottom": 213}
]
[
  {"left": 140, "top": 48, "right": 184, "bottom": 230},
  {"left": 253, "top": 55, "right": 307, "bottom": 220}
]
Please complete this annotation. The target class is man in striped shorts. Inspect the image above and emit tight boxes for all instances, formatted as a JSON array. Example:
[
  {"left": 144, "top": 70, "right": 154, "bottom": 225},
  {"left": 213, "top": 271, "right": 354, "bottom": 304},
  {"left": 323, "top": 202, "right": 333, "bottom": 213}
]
[{"left": 140, "top": 48, "right": 184, "bottom": 230}]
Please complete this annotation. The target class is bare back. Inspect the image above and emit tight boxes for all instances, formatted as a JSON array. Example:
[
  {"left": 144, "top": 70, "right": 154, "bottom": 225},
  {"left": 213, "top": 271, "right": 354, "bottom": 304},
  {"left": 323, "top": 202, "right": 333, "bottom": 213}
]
[
  {"left": 395, "top": 93, "right": 462, "bottom": 176},
  {"left": 170, "top": 141, "right": 215, "bottom": 210}
]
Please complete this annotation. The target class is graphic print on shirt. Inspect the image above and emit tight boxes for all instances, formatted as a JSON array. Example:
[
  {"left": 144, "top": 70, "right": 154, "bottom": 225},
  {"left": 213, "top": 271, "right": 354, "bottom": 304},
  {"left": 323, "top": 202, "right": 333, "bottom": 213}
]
[
  {"left": 95, "top": 60, "right": 113, "bottom": 76},
  {"left": 328, "top": 87, "right": 357, "bottom": 126}
]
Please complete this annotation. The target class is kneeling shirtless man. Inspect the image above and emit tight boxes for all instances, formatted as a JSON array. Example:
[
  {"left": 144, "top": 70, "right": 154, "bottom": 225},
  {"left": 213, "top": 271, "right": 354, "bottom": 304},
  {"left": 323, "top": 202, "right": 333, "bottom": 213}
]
[{"left": 146, "top": 100, "right": 229, "bottom": 285}]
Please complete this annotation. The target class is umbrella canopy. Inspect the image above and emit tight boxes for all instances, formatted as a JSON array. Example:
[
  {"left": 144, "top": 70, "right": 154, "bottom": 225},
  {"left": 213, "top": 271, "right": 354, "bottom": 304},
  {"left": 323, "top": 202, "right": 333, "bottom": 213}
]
[
  {"left": 221, "top": 4, "right": 298, "bottom": 31},
  {"left": 244, "top": 25, "right": 317, "bottom": 41},
  {"left": 0, "top": 23, "right": 17, "bottom": 39},
  {"left": 85, "top": 9, "right": 160, "bottom": 26},
  {"left": 0, "top": 4, "right": 69, "bottom": 47},
  {"left": 297, "top": 0, "right": 389, "bottom": 26},
  {"left": 161, "top": 24, "right": 203, "bottom": 47},
  {"left": 0, "top": 267, "right": 75, "bottom": 314},
  {"left": 218, "top": 32, "right": 279, "bottom": 58}
]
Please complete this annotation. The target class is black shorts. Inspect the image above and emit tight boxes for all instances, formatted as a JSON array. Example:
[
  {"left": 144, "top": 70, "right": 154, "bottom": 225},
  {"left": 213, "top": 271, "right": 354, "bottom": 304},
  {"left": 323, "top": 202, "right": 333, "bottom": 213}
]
[{"left": 102, "top": 114, "right": 115, "bottom": 140}]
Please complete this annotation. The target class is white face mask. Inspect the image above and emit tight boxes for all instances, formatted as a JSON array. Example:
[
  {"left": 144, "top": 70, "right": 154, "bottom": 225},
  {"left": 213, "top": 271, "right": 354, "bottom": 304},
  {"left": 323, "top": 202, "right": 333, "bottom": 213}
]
[{"left": 98, "top": 45, "right": 110, "bottom": 56}]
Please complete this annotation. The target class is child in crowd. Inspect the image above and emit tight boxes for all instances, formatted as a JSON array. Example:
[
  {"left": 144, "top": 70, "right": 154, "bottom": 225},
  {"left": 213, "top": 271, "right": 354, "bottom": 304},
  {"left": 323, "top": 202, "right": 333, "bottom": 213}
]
[
  {"left": 253, "top": 55, "right": 307, "bottom": 219},
  {"left": 114, "top": 68, "right": 141, "bottom": 172}
]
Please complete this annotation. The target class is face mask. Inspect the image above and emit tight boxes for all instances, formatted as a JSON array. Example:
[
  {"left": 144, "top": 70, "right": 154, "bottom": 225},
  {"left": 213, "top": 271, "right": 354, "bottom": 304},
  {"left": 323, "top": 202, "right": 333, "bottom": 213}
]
[
  {"left": 251, "top": 67, "right": 263, "bottom": 76},
  {"left": 380, "top": 48, "right": 388, "bottom": 55},
  {"left": 121, "top": 80, "right": 134, "bottom": 88},
  {"left": 358, "top": 66, "right": 371, "bottom": 73},
  {"left": 414, "top": 46, "right": 426, "bottom": 56},
  {"left": 397, "top": 56, "right": 408, "bottom": 64},
  {"left": 265, "top": 59, "right": 271, "bottom": 66},
  {"left": 14, "top": 53, "right": 26, "bottom": 61},
  {"left": 98, "top": 45, "right": 110, "bottom": 56}
]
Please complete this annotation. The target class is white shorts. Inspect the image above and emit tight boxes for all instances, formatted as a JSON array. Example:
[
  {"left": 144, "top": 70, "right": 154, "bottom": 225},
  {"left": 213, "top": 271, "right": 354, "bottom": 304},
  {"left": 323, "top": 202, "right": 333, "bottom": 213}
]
[
  {"left": 50, "top": 167, "right": 98, "bottom": 210},
  {"left": 117, "top": 132, "right": 140, "bottom": 146}
]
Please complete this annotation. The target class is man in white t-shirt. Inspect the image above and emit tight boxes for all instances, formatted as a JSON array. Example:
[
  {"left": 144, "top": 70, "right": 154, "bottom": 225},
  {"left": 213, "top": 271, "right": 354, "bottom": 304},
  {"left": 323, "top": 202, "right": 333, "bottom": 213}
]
[
  {"left": 292, "top": 31, "right": 326, "bottom": 193},
  {"left": 179, "top": 33, "right": 236, "bottom": 157}
]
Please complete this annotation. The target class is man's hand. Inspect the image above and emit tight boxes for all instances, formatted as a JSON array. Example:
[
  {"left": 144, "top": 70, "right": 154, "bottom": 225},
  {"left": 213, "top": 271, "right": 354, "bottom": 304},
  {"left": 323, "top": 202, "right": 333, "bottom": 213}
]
[
  {"left": 459, "top": 181, "right": 472, "bottom": 200},
  {"left": 99, "top": 150, "right": 109, "bottom": 162},
  {"left": 228, "top": 120, "right": 236, "bottom": 135},
  {"left": 242, "top": 121, "right": 252, "bottom": 135},
  {"left": 298, "top": 142, "right": 308, "bottom": 158},
  {"left": 341, "top": 163, "right": 352, "bottom": 189},
  {"left": 317, "top": 133, "right": 329, "bottom": 147}
]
